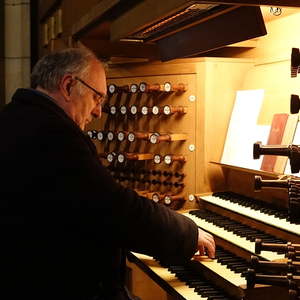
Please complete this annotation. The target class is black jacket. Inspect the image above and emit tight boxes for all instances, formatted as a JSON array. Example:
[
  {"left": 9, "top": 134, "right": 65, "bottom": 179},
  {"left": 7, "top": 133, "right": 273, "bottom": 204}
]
[{"left": 0, "top": 88, "right": 198, "bottom": 300}]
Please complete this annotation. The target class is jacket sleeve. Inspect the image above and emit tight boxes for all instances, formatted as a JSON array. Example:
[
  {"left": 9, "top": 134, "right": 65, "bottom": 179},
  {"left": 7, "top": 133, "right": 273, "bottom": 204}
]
[{"left": 35, "top": 125, "right": 199, "bottom": 265}]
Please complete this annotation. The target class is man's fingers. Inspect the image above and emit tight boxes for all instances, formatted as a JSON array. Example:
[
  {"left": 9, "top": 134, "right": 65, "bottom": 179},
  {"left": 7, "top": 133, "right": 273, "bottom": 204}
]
[
  {"left": 198, "top": 245, "right": 206, "bottom": 256},
  {"left": 205, "top": 239, "right": 215, "bottom": 258},
  {"left": 198, "top": 230, "right": 216, "bottom": 258}
]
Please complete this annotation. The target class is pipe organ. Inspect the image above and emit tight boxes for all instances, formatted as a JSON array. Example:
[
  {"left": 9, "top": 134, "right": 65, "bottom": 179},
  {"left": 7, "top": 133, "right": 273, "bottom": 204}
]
[
  {"left": 84, "top": 56, "right": 300, "bottom": 300},
  {"left": 34, "top": 1, "right": 300, "bottom": 300}
]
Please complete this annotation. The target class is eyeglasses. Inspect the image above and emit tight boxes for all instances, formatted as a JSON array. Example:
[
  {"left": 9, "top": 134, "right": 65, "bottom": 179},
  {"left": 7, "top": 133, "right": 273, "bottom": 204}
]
[{"left": 74, "top": 76, "right": 107, "bottom": 105}]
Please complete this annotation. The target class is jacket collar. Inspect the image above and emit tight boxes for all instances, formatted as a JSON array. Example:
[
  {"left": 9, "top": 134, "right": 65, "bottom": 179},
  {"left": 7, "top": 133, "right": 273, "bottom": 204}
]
[
  {"left": 12, "top": 88, "right": 71, "bottom": 121},
  {"left": 11, "top": 88, "right": 98, "bottom": 155}
]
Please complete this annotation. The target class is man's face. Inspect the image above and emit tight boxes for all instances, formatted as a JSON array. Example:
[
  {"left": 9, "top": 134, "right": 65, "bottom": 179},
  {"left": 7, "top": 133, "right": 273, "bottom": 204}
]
[{"left": 72, "top": 61, "right": 107, "bottom": 130}]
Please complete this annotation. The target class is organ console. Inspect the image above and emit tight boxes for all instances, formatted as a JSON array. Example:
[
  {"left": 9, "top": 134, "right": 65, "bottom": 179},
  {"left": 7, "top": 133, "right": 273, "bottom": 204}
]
[
  {"left": 35, "top": 0, "right": 300, "bottom": 297},
  {"left": 29, "top": 0, "right": 300, "bottom": 287},
  {"left": 91, "top": 55, "right": 300, "bottom": 300},
  {"left": 87, "top": 71, "right": 299, "bottom": 299}
]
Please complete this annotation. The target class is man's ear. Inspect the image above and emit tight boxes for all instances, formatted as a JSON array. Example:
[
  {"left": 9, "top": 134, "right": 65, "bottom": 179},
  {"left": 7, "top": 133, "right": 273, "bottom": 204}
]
[{"left": 60, "top": 74, "right": 74, "bottom": 101}]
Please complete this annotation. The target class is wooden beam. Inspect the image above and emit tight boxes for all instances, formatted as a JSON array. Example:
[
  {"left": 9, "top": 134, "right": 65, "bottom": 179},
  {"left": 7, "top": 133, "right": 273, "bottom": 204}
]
[
  {"left": 147, "top": 5, "right": 239, "bottom": 42},
  {"left": 157, "top": 6, "right": 266, "bottom": 61},
  {"left": 80, "top": 38, "right": 160, "bottom": 60},
  {"left": 72, "top": 0, "right": 119, "bottom": 38},
  {"left": 38, "top": 0, "right": 62, "bottom": 22},
  {"left": 196, "top": 0, "right": 300, "bottom": 7},
  {"left": 111, "top": 0, "right": 300, "bottom": 42},
  {"left": 227, "top": 39, "right": 258, "bottom": 47},
  {"left": 111, "top": 0, "right": 203, "bottom": 42}
]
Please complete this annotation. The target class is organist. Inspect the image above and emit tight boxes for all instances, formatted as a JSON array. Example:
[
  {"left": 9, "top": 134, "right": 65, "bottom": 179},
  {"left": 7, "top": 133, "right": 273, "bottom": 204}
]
[{"left": 0, "top": 48, "right": 215, "bottom": 300}]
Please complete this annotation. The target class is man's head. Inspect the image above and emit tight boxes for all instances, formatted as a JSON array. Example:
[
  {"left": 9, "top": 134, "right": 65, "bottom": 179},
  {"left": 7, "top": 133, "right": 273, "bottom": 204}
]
[{"left": 31, "top": 48, "right": 107, "bottom": 130}]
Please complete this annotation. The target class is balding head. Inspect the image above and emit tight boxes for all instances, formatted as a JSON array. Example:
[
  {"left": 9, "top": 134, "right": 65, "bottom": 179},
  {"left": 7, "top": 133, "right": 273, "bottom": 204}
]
[{"left": 31, "top": 48, "right": 102, "bottom": 93}]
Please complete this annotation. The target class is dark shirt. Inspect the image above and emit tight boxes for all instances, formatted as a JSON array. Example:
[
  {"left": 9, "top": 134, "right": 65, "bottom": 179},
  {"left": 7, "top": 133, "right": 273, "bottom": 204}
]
[{"left": 0, "top": 88, "right": 198, "bottom": 300}]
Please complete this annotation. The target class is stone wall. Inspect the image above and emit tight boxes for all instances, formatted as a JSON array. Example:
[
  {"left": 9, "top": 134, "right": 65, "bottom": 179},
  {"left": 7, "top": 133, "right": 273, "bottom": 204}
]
[{"left": 4, "top": 0, "right": 31, "bottom": 104}]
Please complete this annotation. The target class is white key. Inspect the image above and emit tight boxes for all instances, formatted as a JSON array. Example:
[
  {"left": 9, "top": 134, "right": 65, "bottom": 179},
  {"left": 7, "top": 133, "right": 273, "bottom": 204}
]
[
  {"left": 132, "top": 252, "right": 207, "bottom": 300},
  {"left": 183, "top": 213, "right": 285, "bottom": 261},
  {"left": 201, "top": 194, "right": 300, "bottom": 236}
]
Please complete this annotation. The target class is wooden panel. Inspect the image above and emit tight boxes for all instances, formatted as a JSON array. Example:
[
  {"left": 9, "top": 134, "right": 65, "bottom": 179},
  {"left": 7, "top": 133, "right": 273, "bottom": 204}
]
[
  {"left": 157, "top": 6, "right": 266, "bottom": 61},
  {"left": 220, "top": 12, "right": 300, "bottom": 125},
  {"left": 107, "top": 58, "right": 197, "bottom": 78},
  {"left": 38, "top": 0, "right": 61, "bottom": 22},
  {"left": 92, "top": 72, "right": 197, "bottom": 210},
  {"left": 110, "top": 0, "right": 199, "bottom": 42},
  {"left": 126, "top": 259, "right": 170, "bottom": 300},
  {"left": 196, "top": 0, "right": 300, "bottom": 7},
  {"left": 60, "top": 0, "right": 102, "bottom": 37},
  {"left": 199, "top": 59, "right": 253, "bottom": 193},
  {"left": 81, "top": 38, "right": 160, "bottom": 60},
  {"left": 111, "top": 0, "right": 300, "bottom": 43},
  {"left": 224, "top": 167, "right": 289, "bottom": 207},
  {"left": 71, "top": 0, "right": 119, "bottom": 38},
  {"left": 85, "top": 57, "right": 252, "bottom": 211}
]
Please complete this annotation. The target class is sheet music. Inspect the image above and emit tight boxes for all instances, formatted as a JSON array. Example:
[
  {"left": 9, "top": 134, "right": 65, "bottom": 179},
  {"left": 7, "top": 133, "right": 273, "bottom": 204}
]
[{"left": 221, "top": 89, "right": 267, "bottom": 170}]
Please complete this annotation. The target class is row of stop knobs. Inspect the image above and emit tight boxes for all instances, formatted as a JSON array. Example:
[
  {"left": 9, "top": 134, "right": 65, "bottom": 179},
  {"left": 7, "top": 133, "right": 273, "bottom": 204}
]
[
  {"left": 107, "top": 166, "right": 185, "bottom": 180},
  {"left": 108, "top": 82, "right": 187, "bottom": 94},
  {"left": 112, "top": 173, "right": 185, "bottom": 204},
  {"left": 114, "top": 175, "right": 185, "bottom": 189},
  {"left": 88, "top": 130, "right": 187, "bottom": 144},
  {"left": 103, "top": 104, "right": 187, "bottom": 116},
  {"left": 141, "top": 191, "right": 184, "bottom": 205},
  {"left": 99, "top": 152, "right": 186, "bottom": 165}
]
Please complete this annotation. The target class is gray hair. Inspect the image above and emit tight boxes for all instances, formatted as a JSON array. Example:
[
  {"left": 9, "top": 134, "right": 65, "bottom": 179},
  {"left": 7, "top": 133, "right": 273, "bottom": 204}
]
[{"left": 31, "top": 48, "right": 99, "bottom": 93}]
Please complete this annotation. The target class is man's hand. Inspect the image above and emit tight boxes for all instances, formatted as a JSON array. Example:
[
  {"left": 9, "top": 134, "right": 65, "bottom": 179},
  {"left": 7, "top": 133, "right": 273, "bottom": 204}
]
[{"left": 197, "top": 228, "right": 215, "bottom": 258}]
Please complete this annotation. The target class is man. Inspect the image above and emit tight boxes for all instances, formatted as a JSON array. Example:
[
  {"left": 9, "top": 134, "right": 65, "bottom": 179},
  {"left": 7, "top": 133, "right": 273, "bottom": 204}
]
[{"left": 0, "top": 48, "right": 215, "bottom": 300}]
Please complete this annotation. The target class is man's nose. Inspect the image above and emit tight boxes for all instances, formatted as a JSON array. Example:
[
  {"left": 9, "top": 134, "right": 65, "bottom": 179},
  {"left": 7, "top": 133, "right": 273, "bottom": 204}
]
[{"left": 92, "top": 105, "right": 101, "bottom": 118}]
